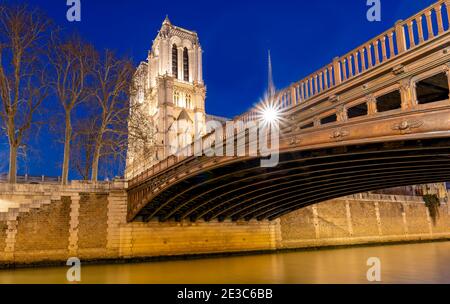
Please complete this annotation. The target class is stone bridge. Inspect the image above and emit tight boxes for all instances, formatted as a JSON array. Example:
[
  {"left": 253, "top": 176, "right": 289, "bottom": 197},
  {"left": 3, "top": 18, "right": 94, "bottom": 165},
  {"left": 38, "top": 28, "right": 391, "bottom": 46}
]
[{"left": 127, "top": 0, "right": 450, "bottom": 222}]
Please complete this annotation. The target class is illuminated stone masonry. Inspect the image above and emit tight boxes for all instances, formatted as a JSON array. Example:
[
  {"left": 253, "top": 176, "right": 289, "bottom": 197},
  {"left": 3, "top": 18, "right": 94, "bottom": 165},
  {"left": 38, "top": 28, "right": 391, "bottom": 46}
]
[
  {"left": 126, "top": 17, "right": 207, "bottom": 179},
  {"left": 0, "top": 183, "right": 448, "bottom": 267}
]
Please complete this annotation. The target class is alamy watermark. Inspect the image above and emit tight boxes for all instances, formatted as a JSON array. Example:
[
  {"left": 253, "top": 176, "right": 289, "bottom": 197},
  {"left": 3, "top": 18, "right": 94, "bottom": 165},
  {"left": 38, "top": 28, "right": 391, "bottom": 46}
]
[
  {"left": 366, "top": 257, "right": 382, "bottom": 282},
  {"left": 367, "top": 0, "right": 381, "bottom": 22},
  {"left": 67, "top": 0, "right": 81, "bottom": 22},
  {"left": 66, "top": 257, "right": 81, "bottom": 282}
]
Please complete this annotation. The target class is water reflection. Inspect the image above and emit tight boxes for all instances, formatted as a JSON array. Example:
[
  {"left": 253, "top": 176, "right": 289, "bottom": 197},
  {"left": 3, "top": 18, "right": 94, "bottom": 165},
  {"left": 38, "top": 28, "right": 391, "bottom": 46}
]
[{"left": 1, "top": 242, "right": 450, "bottom": 284}]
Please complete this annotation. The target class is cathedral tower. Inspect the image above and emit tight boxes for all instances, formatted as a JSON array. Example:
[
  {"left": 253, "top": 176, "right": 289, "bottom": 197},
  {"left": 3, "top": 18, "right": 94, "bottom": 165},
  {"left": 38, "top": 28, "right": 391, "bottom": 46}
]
[{"left": 127, "top": 17, "right": 207, "bottom": 177}]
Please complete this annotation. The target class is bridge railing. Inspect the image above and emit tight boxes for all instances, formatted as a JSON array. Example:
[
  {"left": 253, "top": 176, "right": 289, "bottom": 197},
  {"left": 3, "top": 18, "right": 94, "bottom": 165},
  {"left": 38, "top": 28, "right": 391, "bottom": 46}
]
[
  {"left": 0, "top": 174, "right": 61, "bottom": 184},
  {"left": 237, "top": 0, "right": 450, "bottom": 123}
]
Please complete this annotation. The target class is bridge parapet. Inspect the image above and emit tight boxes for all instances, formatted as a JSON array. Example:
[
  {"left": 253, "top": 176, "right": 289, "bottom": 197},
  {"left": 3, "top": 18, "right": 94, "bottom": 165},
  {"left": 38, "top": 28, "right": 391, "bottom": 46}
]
[{"left": 237, "top": 0, "right": 450, "bottom": 123}]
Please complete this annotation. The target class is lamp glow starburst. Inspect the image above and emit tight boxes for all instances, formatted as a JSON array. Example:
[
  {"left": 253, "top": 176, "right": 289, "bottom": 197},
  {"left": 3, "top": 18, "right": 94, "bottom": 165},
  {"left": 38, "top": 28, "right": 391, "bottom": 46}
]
[{"left": 256, "top": 97, "right": 283, "bottom": 128}]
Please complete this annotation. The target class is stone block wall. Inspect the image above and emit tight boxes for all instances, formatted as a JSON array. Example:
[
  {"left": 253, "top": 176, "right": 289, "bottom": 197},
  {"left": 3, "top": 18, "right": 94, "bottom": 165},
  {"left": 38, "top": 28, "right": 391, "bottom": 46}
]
[
  {"left": 77, "top": 193, "right": 109, "bottom": 259},
  {"left": 0, "top": 183, "right": 449, "bottom": 267},
  {"left": 0, "top": 221, "right": 6, "bottom": 254},
  {"left": 14, "top": 197, "right": 71, "bottom": 264},
  {"left": 118, "top": 221, "right": 280, "bottom": 259},
  {"left": 279, "top": 194, "right": 450, "bottom": 249}
]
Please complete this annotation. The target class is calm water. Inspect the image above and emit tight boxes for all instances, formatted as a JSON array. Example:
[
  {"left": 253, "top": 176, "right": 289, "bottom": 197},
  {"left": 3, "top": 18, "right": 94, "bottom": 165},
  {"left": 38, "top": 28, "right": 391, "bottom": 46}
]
[{"left": 1, "top": 242, "right": 450, "bottom": 284}]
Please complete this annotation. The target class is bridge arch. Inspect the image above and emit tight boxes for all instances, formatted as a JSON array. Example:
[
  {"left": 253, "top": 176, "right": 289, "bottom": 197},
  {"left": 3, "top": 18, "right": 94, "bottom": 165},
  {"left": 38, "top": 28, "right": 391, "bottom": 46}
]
[{"left": 128, "top": 137, "right": 450, "bottom": 222}]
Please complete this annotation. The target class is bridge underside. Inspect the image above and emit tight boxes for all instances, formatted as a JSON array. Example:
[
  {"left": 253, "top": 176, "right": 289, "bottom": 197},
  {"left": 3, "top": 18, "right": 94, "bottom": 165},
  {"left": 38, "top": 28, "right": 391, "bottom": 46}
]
[{"left": 133, "top": 138, "right": 450, "bottom": 222}]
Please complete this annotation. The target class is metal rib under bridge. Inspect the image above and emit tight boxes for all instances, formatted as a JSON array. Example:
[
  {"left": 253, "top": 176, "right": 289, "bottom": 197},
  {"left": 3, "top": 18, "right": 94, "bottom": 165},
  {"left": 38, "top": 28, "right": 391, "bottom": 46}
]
[{"left": 127, "top": 0, "right": 450, "bottom": 222}]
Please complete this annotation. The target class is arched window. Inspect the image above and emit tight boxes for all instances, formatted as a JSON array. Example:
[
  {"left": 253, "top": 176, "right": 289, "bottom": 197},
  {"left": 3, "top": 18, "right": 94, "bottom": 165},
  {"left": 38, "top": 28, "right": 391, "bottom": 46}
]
[
  {"left": 173, "top": 91, "right": 180, "bottom": 106},
  {"left": 172, "top": 45, "right": 178, "bottom": 78},
  {"left": 186, "top": 94, "right": 192, "bottom": 109},
  {"left": 183, "top": 47, "right": 189, "bottom": 82}
]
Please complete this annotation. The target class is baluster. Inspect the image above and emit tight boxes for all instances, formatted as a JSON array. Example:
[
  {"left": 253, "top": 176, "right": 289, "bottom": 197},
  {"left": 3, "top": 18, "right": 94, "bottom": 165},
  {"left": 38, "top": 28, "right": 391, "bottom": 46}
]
[
  {"left": 313, "top": 75, "right": 318, "bottom": 94},
  {"left": 319, "top": 72, "right": 323, "bottom": 92},
  {"left": 436, "top": 3, "right": 444, "bottom": 34},
  {"left": 299, "top": 83, "right": 304, "bottom": 101},
  {"left": 426, "top": 10, "right": 434, "bottom": 38},
  {"left": 291, "top": 86, "right": 297, "bottom": 105},
  {"left": 293, "top": 86, "right": 297, "bottom": 105},
  {"left": 374, "top": 40, "right": 380, "bottom": 65},
  {"left": 298, "top": 82, "right": 302, "bottom": 101},
  {"left": 306, "top": 77, "right": 310, "bottom": 95},
  {"left": 388, "top": 32, "right": 395, "bottom": 57},
  {"left": 308, "top": 78, "right": 312, "bottom": 96},
  {"left": 304, "top": 80, "right": 308, "bottom": 99},
  {"left": 304, "top": 80, "right": 309, "bottom": 100},
  {"left": 308, "top": 80, "right": 312, "bottom": 99},
  {"left": 381, "top": 36, "right": 387, "bottom": 61},
  {"left": 360, "top": 48, "right": 366, "bottom": 72},
  {"left": 354, "top": 52, "right": 360, "bottom": 75},
  {"left": 446, "top": 0, "right": 450, "bottom": 25},
  {"left": 305, "top": 79, "right": 309, "bottom": 98},
  {"left": 324, "top": 68, "right": 329, "bottom": 89},
  {"left": 408, "top": 21, "right": 415, "bottom": 47},
  {"left": 328, "top": 66, "right": 333, "bottom": 87},
  {"left": 313, "top": 76, "right": 318, "bottom": 95},
  {"left": 342, "top": 59, "right": 347, "bottom": 80},
  {"left": 302, "top": 82, "right": 307, "bottom": 100},
  {"left": 367, "top": 44, "right": 373, "bottom": 68},
  {"left": 305, "top": 81, "right": 310, "bottom": 99},
  {"left": 284, "top": 93, "right": 287, "bottom": 107},
  {"left": 348, "top": 55, "right": 353, "bottom": 77},
  {"left": 395, "top": 21, "right": 406, "bottom": 53},
  {"left": 333, "top": 57, "right": 342, "bottom": 85},
  {"left": 328, "top": 66, "right": 334, "bottom": 87},
  {"left": 417, "top": 15, "right": 425, "bottom": 43}
]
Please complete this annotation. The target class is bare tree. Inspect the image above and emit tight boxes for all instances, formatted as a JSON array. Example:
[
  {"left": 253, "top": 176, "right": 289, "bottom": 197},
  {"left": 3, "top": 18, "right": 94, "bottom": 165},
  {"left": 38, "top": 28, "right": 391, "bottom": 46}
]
[
  {"left": 127, "top": 101, "right": 157, "bottom": 163},
  {"left": 70, "top": 116, "right": 96, "bottom": 180},
  {"left": 89, "top": 50, "right": 135, "bottom": 182},
  {"left": 125, "top": 64, "right": 158, "bottom": 173},
  {"left": 0, "top": 5, "right": 50, "bottom": 183},
  {"left": 47, "top": 32, "right": 94, "bottom": 184}
]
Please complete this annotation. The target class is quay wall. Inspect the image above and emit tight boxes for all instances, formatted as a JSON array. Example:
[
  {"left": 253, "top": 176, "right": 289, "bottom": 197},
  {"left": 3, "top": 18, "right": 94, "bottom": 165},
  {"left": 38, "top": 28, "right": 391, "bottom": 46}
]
[{"left": 0, "top": 183, "right": 449, "bottom": 266}]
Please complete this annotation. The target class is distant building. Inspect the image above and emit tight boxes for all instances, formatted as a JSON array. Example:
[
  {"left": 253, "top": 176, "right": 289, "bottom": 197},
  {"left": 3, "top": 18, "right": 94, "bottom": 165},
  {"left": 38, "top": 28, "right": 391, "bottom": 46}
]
[
  {"left": 206, "top": 114, "right": 230, "bottom": 125},
  {"left": 127, "top": 17, "right": 209, "bottom": 178}
]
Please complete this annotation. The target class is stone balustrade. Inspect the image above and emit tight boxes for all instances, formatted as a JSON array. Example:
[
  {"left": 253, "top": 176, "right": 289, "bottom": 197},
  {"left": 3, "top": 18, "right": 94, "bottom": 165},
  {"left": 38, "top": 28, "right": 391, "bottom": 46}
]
[{"left": 238, "top": 0, "right": 450, "bottom": 123}]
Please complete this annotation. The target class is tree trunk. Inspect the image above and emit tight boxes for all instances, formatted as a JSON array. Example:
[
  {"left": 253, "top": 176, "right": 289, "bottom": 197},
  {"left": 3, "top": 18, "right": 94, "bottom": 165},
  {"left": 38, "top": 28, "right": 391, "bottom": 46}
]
[
  {"left": 8, "top": 144, "right": 18, "bottom": 184},
  {"left": 91, "top": 144, "right": 101, "bottom": 182},
  {"left": 62, "top": 112, "right": 72, "bottom": 185}
]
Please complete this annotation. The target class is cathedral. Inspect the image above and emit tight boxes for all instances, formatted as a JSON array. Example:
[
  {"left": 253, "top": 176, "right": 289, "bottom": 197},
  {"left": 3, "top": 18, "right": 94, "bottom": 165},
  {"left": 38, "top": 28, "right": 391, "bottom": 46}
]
[{"left": 126, "top": 17, "right": 209, "bottom": 178}]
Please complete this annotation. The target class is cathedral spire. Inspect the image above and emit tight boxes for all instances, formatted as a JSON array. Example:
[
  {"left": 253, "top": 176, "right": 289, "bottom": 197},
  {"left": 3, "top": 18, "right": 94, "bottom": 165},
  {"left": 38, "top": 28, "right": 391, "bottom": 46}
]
[
  {"left": 267, "top": 50, "right": 276, "bottom": 98},
  {"left": 163, "top": 15, "right": 172, "bottom": 26}
]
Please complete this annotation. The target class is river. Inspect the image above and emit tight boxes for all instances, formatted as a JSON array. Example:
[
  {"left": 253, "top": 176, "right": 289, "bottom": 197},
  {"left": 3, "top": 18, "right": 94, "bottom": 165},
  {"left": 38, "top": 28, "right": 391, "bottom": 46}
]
[{"left": 1, "top": 241, "right": 450, "bottom": 284}]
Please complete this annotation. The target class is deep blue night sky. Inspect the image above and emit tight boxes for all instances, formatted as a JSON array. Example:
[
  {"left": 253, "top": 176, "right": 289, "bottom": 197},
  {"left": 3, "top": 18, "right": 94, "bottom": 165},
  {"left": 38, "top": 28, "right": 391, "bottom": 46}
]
[{"left": 1, "top": 0, "right": 438, "bottom": 178}]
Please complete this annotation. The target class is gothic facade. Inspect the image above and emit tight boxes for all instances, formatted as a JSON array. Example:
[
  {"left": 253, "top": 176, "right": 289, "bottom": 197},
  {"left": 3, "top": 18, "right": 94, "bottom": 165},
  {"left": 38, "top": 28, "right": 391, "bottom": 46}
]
[{"left": 127, "top": 17, "right": 207, "bottom": 178}]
